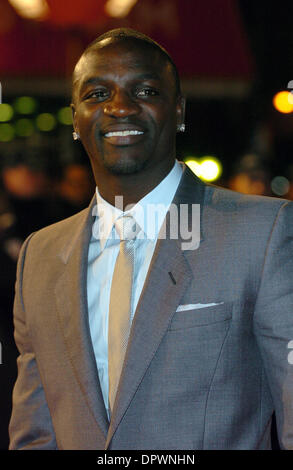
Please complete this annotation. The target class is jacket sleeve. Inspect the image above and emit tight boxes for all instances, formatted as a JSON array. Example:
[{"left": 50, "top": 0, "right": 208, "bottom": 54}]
[
  {"left": 253, "top": 200, "right": 293, "bottom": 449},
  {"left": 9, "top": 234, "right": 57, "bottom": 450}
]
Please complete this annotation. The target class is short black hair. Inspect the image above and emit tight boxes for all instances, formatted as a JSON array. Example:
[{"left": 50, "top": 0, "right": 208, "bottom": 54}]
[{"left": 74, "top": 27, "right": 181, "bottom": 98}]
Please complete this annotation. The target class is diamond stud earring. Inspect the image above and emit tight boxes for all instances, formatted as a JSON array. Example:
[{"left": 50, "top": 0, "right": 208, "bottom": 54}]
[
  {"left": 72, "top": 131, "right": 80, "bottom": 141},
  {"left": 177, "top": 123, "right": 185, "bottom": 133}
]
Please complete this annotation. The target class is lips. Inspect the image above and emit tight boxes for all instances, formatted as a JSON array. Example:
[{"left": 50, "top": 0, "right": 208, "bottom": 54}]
[
  {"left": 101, "top": 124, "right": 146, "bottom": 146},
  {"left": 104, "top": 129, "right": 144, "bottom": 138}
]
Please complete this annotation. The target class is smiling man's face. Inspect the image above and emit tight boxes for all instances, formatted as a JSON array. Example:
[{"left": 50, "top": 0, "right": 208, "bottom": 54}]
[{"left": 72, "top": 39, "right": 184, "bottom": 181}]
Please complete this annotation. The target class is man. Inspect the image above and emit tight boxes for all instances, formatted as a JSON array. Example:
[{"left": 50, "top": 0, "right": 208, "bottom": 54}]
[{"left": 9, "top": 28, "right": 293, "bottom": 450}]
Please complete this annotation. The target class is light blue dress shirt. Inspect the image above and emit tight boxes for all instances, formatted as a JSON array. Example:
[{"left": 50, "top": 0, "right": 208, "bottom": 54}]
[{"left": 87, "top": 160, "right": 183, "bottom": 417}]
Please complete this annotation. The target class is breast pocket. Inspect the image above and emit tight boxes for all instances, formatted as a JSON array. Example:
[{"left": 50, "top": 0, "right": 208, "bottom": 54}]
[{"left": 169, "top": 301, "right": 233, "bottom": 331}]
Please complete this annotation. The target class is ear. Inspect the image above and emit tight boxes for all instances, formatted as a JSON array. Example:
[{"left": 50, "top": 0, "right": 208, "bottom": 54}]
[
  {"left": 176, "top": 95, "right": 186, "bottom": 130},
  {"left": 70, "top": 103, "right": 79, "bottom": 134}
]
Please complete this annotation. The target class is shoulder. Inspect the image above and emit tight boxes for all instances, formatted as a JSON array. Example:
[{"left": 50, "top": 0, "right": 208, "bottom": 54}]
[
  {"left": 199, "top": 183, "right": 293, "bottom": 249},
  {"left": 180, "top": 164, "right": 291, "bottom": 219},
  {"left": 19, "top": 206, "right": 91, "bottom": 260},
  {"left": 204, "top": 182, "right": 292, "bottom": 219}
]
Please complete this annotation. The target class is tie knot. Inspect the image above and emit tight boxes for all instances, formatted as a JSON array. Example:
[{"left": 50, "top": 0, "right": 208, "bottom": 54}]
[{"left": 115, "top": 215, "right": 140, "bottom": 241}]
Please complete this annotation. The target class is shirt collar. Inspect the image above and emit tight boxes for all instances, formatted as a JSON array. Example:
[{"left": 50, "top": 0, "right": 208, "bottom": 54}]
[{"left": 95, "top": 159, "right": 183, "bottom": 251}]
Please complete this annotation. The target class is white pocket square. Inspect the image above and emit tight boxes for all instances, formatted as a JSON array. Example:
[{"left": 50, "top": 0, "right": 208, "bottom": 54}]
[{"left": 176, "top": 302, "right": 224, "bottom": 312}]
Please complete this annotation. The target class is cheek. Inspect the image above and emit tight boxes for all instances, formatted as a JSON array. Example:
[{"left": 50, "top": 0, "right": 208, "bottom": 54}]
[
  {"left": 76, "top": 113, "right": 103, "bottom": 156},
  {"left": 156, "top": 109, "right": 178, "bottom": 137},
  {"left": 76, "top": 106, "right": 101, "bottom": 134},
  {"left": 154, "top": 101, "right": 178, "bottom": 125}
]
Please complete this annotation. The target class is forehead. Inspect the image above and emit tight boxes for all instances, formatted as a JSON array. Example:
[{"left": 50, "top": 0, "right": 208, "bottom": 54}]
[{"left": 73, "top": 40, "right": 175, "bottom": 93}]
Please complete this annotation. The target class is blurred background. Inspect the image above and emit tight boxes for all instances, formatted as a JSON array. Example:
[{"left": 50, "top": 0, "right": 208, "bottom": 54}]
[{"left": 0, "top": 0, "right": 292, "bottom": 450}]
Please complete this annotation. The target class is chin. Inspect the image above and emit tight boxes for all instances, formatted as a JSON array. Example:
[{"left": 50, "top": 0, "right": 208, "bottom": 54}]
[{"left": 102, "top": 155, "right": 148, "bottom": 175}]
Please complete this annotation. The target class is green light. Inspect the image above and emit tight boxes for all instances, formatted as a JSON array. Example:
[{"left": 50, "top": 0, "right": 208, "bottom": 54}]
[
  {"left": 0, "top": 103, "right": 14, "bottom": 122},
  {"left": 0, "top": 123, "right": 15, "bottom": 141},
  {"left": 14, "top": 96, "right": 37, "bottom": 115},
  {"left": 57, "top": 106, "right": 72, "bottom": 125},
  {"left": 15, "top": 119, "right": 35, "bottom": 137},
  {"left": 36, "top": 113, "right": 56, "bottom": 131}
]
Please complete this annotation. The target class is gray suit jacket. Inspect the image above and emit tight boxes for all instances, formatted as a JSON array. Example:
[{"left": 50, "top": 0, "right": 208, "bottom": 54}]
[{"left": 9, "top": 165, "right": 293, "bottom": 449}]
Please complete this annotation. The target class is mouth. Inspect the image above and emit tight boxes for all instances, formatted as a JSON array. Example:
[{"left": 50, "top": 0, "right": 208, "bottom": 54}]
[
  {"left": 104, "top": 129, "right": 144, "bottom": 138},
  {"left": 102, "top": 126, "right": 146, "bottom": 146}
]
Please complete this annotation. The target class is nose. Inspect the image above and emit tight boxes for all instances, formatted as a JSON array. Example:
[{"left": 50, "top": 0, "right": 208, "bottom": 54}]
[{"left": 103, "top": 90, "right": 139, "bottom": 118}]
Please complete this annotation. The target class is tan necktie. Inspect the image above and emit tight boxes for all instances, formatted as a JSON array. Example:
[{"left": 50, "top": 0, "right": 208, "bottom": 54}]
[{"left": 108, "top": 215, "right": 140, "bottom": 414}]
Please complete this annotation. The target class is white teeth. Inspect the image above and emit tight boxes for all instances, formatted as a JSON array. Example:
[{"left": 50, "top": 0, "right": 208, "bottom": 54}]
[{"left": 105, "top": 130, "right": 144, "bottom": 137}]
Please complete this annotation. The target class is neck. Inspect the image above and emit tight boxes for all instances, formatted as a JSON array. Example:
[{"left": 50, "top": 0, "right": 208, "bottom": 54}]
[{"left": 94, "top": 160, "right": 175, "bottom": 210}]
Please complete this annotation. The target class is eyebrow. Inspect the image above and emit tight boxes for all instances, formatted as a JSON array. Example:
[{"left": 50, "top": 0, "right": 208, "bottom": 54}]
[{"left": 80, "top": 72, "right": 161, "bottom": 90}]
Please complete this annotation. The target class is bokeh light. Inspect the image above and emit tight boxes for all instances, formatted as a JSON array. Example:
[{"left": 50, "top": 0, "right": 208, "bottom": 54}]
[
  {"left": 36, "top": 113, "right": 56, "bottom": 131},
  {"left": 0, "top": 123, "right": 15, "bottom": 141},
  {"left": 271, "top": 176, "right": 290, "bottom": 196},
  {"left": 8, "top": 0, "right": 49, "bottom": 20},
  {"left": 185, "top": 156, "right": 222, "bottom": 182},
  {"left": 57, "top": 107, "right": 73, "bottom": 125},
  {"left": 200, "top": 157, "right": 222, "bottom": 181},
  {"left": 273, "top": 91, "right": 293, "bottom": 114},
  {"left": 15, "top": 118, "right": 35, "bottom": 137},
  {"left": 185, "top": 158, "right": 201, "bottom": 177},
  {"left": 105, "top": 0, "right": 138, "bottom": 18},
  {"left": 14, "top": 96, "right": 37, "bottom": 115},
  {"left": 0, "top": 103, "right": 14, "bottom": 122}
]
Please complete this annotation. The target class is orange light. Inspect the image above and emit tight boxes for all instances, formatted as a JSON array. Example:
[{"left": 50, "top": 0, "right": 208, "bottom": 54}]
[
  {"left": 273, "top": 91, "right": 293, "bottom": 114},
  {"left": 8, "top": 0, "right": 49, "bottom": 20},
  {"left": 105, "top": 0, "right": 138, "bottom": 18}
]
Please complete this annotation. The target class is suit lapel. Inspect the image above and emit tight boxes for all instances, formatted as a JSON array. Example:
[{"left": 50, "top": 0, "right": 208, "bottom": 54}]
[
  {"left": 55, "top": 198, "right": 109, "bottom": 439},
  {"left": 106, "top": 165, "right": 207, "bottom": 446}
]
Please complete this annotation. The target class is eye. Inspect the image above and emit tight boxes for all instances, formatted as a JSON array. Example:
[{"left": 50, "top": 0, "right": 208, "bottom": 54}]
[
  {"left": 84, "top": 89, "right": 109, "bottom": 101},
  {"left": 136, "top": 88, "right": 159, "bottom": 98}
]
